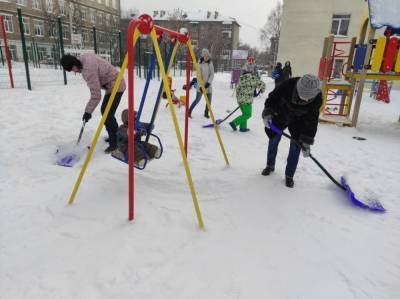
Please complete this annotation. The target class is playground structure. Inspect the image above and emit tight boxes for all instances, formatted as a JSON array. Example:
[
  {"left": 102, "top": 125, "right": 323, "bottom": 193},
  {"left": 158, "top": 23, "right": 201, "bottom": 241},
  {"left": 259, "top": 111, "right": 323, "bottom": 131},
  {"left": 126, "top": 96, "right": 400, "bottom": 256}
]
[
  {"left": 318, "top": 0, "right": 400, "bottom": 127},
  {"left": 66, "top": 14, "right": 230, "bottom": 230}
]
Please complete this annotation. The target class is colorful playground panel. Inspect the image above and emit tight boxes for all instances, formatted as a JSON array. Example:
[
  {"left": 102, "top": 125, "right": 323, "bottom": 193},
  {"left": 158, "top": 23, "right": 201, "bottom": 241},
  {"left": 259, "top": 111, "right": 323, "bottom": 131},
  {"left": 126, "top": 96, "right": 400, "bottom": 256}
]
[
  {"left": 382, "top": 37, "right": 398, "bottom": 72},
  {"left": 371, "top": 37, "right": 386, "bottom": 72}
]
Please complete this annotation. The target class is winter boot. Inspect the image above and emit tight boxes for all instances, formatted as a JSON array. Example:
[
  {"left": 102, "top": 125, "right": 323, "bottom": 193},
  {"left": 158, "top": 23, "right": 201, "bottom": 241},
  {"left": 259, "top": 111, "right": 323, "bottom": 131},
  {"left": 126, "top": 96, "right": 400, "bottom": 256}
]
[
  {"left": 111, "top": 149, "right": 126, "bottom": 161},
  {"left": 104, "top": 144, "right": 118, "bottom": 154},
  {"left": 204, "top": 111, "right": 210, "bottom": 119},
  {"left": 229, "top": 121, "right": 237, "bottom": 131},
  {"left": 285, "top": 176, "right": 294, "bottom": 188},
  {"left": 239, "top": 128, "right": 250, "bottom": 132},
  {"left": 134, "top": 146, "right": 146, "bottom": 168},
  {"left": 144, "top": 143, "right": 161, "bottom": 160},
  {"left": 261, "top": 166, "right": 274, "bottom": 176}
]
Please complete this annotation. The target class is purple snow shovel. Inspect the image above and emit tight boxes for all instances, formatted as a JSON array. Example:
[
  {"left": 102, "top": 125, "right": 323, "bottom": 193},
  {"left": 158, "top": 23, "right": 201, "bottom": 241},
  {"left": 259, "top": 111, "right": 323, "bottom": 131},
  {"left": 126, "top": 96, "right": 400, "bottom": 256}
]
[
  {"left": 56, "top": 121, "right": 87, "bottom": 167},
  {"left": 269, "top": 122, "right": 385, "bottom": 212},
  {"left": 203, "top": 106, "right": 240, "bottom": 128}
]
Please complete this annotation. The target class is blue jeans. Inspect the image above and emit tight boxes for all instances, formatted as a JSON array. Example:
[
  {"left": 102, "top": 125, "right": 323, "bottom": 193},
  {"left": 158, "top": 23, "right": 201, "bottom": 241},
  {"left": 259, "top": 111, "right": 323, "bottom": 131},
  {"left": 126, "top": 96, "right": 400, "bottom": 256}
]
[
  {"left": 267, "top": 134, "right": 301, "bottom": 178},
  {"left": 189, "top": 92, "right": 212, "bottom": 115}
]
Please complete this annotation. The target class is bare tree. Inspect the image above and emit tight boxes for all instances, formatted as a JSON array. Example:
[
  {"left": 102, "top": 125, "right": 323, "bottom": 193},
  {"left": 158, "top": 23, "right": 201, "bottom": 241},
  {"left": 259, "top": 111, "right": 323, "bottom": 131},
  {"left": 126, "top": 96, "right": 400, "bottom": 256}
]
[
  {"left": 166, "top": 8, "right": 188, "bottom": 32},
  {"left": 260, "top": 1, "right": 283, "bottom": 43}
]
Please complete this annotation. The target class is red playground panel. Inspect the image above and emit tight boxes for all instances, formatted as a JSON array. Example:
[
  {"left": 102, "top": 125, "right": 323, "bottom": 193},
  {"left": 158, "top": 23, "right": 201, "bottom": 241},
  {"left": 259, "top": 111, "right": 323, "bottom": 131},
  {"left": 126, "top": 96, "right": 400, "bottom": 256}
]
[{"left": 382, "top": 37, "right": 399, "bottom": 73}]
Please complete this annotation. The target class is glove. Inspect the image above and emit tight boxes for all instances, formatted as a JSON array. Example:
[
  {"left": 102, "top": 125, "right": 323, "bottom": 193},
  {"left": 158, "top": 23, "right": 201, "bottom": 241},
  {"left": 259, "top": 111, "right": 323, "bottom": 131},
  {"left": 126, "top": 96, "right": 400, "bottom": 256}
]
[
  {"left": 82, "top": 112, "right": 92, "bottom": 122},
  {"left": 262, "top": 112, "right": 272, "bottom": 129},
  {"left": 204, "top": 82, "right": 210, "bottom": 89},
  {"left": 301, "top": 143, "right": 311, "bottom": 158}
]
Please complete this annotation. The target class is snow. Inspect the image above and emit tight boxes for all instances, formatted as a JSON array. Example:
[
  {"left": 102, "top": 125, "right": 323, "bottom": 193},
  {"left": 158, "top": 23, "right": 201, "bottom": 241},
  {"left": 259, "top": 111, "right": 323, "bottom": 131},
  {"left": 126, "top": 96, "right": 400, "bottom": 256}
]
[
  {"left": 1, "top": 65, "right": 400, "bottom": 298},
  {"left": 368, "top": 0, "right": 400, "bottom": 29}
]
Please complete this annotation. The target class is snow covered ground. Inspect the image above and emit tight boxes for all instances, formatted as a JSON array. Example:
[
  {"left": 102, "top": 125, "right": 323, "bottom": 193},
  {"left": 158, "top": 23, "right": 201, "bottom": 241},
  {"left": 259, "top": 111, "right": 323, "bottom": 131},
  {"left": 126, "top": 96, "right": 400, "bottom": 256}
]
[{"left": 0, "top": 66, "right": 399, "bottom": 298}]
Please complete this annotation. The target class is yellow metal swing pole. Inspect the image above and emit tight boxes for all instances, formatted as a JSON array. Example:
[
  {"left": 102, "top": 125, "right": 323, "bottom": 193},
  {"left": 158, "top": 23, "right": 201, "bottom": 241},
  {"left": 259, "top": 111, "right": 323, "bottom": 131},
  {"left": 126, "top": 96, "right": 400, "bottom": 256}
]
[
  {"left": 67, "top": 28, "right": 140, "bottom": 205},
  {"left": 150, "top": 29, "right": 205, "bottom": 230},
  {"left": 187, "top": 40, "right": 230, "bottom": 166}
]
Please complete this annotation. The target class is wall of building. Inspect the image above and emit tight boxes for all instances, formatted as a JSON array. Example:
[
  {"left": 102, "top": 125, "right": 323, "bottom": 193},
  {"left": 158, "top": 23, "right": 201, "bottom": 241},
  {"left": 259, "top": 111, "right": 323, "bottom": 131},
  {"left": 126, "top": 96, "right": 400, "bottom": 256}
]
[{"left": 277, "top": 0, "right": 366, "bottom": 76}]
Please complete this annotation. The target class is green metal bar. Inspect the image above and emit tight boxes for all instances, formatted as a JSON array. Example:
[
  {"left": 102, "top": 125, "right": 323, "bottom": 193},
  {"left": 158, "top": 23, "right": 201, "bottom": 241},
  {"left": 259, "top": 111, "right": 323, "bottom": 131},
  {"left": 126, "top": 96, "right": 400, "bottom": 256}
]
[
  {"left": 57, "top": 16, "right": 67, "bottom": 85},
  {"left": 118, "top": 30, "right": 122, "bottom": 67},
  {"left": 17, "top": 8, "right": 31, "bottom": 90},
  {"left": 35, "top": 41, "right": 40, "bottom": 68},
  {"left": 92, "top": 26, "right": 97, "bottom": 54},
  {"left": 0, "top": 45, "right": 4, "bottom": 66}
]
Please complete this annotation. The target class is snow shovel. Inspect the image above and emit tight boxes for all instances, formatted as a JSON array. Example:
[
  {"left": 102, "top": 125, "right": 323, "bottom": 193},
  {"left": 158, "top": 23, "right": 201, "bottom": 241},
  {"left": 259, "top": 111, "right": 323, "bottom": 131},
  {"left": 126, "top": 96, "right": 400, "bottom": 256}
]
[
  {"left": 202, "top": 106, "right": 240, "bottom": 128},
  {"left": 56, "top": 121, "right": 87, "bottom": 167},
  {"left": 268, "top": 122, "right": 385, "bottom": 212}
]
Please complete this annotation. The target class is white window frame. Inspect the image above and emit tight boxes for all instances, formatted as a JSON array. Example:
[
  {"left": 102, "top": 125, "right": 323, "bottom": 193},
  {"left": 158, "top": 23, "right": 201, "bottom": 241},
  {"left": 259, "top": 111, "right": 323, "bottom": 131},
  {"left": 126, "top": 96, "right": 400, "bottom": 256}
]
[
  {"left": 16, "top": 0, "right": 27, "bottom": 6},
  {"left": 58, "top": 0, "right": 66, "bottom": 15},
  {"left": 1, "top": 14, "right": 14, "bottom": 33},
  {"left": 62, "top": 25, "right": 69, "bottom": 40},
  {"left": 81, "top": 9, "right": 87, "bottom": 21},
  {"left": 32, "top": 0, "right": 41, "bottom": 10},
  {"left": 22, "top": 17, "right": 30, "bottom": 35},
  {"left": 33, "top": 19, "right": 44, "bottom": 37},
  {"left": 97, "top": 12, "right": 103, "bottom": 25},
  {"left": 46, "top": 0, "right": 54, "bottom": 13},
  {"left": 331, "top": 14, "right": 351, "bottom": 36},
  {"left": 48, "top": 22, "right": 57, "bottom": 38},
  {"left": 90, "top": 9, "right": 96, "bottom": 23}
]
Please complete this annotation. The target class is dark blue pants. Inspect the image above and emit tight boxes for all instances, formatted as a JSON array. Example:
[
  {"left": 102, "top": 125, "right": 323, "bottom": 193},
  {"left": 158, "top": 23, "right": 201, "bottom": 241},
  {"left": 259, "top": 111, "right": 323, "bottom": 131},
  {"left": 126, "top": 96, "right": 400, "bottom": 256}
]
[
  {"left": 189, "top": 92, "right": 212, "bottom": 116},
  {"left": 267, "top": 134, "right": 301, "bottom": 178},
  {"left": 101, "top": 92, "right": 123, "bottom": 147}
]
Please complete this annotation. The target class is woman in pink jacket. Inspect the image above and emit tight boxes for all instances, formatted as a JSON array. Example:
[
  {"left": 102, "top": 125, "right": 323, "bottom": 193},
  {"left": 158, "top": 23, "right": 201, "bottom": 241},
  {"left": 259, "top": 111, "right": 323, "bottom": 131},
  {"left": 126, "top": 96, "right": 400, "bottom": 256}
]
[{"left": 61, "top": 53, "right": 126, "bottom": 153}]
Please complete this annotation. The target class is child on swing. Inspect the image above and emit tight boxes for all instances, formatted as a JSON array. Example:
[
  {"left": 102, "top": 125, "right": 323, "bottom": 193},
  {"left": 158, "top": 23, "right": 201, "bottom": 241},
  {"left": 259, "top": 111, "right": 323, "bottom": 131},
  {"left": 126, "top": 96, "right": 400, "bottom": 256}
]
[{"left": 111, "top": 109, "right": 161, "bottom": 167}]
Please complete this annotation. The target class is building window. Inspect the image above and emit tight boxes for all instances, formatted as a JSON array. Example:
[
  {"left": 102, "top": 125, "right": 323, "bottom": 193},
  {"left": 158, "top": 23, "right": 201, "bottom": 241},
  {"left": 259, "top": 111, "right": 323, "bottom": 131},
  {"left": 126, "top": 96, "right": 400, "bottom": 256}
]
[
  {"left": 32, "top": 0, "right": 41, "bottom": 9},
  {"left": 331, "top": 14, "right": 351, "bottom": 36},
  {"left": 62, "top": 25, "right": 69, "bottom": 40},
  {"left": 222, "top": 23, "right": 232, "bottom": 31},
  {"left": 46, "top": 0, "right": 53, "bottom": 13},
  {"left": 97, "top": 0, "right": 102, "bottom": 4},
  {"left": 16, "top": 0, "right": 27, "bottom": 6},
  {"left": 22, "top": 17, "right": 30, "bottom": 35},
  {"left": 58, "top": 0, "right": 66, "bottom": 15},
  {"left": 91, "top": 9, "right": 96, "bottom": 23},
  {"left": 112, "top": 0, "right": 117, "bottom": 9},
  {"left": 33, "top": 20, "right": 44, "bottom": 36},
  {"left": 48, "top": 22, "right": 57, "bottom": 38},
  {"left": 81, "top": 9, "right": 87, "bottom": 21},
  {"left": 83, "top": 29, "right": 89, "bottom": 42},
  {"left": 98, "top": 12, "right": 103, "bottom": 24},
  {"left": 105, "top": 13, "right": 110, "bottom": 23},
  {"left": 1, "top": 15, "right": 13, "bottom": 33},
  {"left": 105, "top": 0, "right": 109, "bottom": 7}
]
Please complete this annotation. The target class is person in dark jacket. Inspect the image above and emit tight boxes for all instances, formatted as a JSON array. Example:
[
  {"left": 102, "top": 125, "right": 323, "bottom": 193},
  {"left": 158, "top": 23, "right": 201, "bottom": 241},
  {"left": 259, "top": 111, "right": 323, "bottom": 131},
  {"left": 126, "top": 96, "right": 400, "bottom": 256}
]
[
  {"left": 271, "top": 62, "right": 284, "bottom": 86},
  {"left": 282, "top": 61, "right": 292, "bottom": 81},
  {"left": 261, "top": 74, "right": 322, "bottom": 188}
]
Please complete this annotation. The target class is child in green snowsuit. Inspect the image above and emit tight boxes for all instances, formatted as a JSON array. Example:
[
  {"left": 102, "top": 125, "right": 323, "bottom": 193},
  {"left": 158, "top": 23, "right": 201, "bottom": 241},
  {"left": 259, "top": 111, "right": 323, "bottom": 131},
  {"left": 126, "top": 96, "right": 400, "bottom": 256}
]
[{"left": 229, "top": 72, "right": 266, "bottom": 132}]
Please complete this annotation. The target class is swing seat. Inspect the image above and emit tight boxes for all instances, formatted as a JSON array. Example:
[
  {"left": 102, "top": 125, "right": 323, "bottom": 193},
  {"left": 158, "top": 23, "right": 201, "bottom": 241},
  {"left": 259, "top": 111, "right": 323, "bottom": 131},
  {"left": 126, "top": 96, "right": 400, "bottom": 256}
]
[{"left": 112, "top": 132, "right": 164, "bottom": 170}]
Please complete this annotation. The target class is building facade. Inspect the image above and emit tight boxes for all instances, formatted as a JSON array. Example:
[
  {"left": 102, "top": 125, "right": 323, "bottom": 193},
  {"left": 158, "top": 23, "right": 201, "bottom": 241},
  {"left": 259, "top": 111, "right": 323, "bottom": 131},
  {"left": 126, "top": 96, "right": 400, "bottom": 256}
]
[
  {"left": 120, "top": 10, "right": 240, "bottom": 72},
  {"left": 0, "top": 0, "right": 121, "bottom": 63},
  {"left": 277, "top": 0, "right": 367, "bottom": 77}
]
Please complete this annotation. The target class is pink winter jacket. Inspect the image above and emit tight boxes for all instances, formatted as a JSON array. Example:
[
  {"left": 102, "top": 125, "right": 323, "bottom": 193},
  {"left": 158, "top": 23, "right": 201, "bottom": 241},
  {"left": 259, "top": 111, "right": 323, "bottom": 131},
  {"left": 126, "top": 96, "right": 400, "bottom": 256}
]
[{"left": 80, "top": 53, "right": 126, "bottom": 114}]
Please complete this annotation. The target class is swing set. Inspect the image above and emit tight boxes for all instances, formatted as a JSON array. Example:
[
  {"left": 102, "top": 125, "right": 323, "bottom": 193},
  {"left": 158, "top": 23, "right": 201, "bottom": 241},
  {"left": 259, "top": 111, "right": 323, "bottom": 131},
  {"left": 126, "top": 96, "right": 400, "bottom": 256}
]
[{"left": 66, "top": 14, "right": 230, "bottom": 230}]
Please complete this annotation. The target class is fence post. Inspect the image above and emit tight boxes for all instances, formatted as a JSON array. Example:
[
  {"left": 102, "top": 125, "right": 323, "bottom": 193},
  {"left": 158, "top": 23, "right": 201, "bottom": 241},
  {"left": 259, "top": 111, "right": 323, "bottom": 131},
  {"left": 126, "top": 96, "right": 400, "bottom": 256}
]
[
  {"left": 92, "top": 26, "right": 97, "bottom": 54},
  {"left": 118, "top": 30, "right": 122, "bottom": 67},
  {"left": 0, "top": 45, "right": 4, "bottom": 66},
  {"left": 109, "top": 39, "right": 112, "bottom": 64},
  {"left": 17, "top": 8, "right": 31, "bottom": 90},
  {"left": 57, "top": 16, "right": 67, "bottom": 85}
]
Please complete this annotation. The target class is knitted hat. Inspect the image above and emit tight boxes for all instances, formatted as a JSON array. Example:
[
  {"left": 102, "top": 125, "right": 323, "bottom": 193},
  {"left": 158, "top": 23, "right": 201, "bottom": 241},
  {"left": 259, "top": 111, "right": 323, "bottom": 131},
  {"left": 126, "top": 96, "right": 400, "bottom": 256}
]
[
  {"left": 296, "top": 74, "right": 320, "bottom": 100},
  {"left": 201, "top": 48, "right": 211, "bottom": 57}
]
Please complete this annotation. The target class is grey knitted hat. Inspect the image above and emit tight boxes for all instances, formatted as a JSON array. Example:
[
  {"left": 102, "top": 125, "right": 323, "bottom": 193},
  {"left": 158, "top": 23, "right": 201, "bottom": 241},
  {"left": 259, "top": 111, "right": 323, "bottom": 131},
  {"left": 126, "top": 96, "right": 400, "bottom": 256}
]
[
  {"left": 296, "top": 74, "right": 320, "bottom": 100},
  {"left": 201, "top": 48, "right": 211, "bottom": 57}
]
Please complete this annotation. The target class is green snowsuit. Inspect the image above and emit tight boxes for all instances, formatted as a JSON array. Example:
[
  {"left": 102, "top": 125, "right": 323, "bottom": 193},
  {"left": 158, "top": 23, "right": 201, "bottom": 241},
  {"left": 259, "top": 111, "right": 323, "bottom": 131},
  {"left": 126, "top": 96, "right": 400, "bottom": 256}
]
[{"left": 232, "top": 73, "right": 266, "bottom": 129}]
